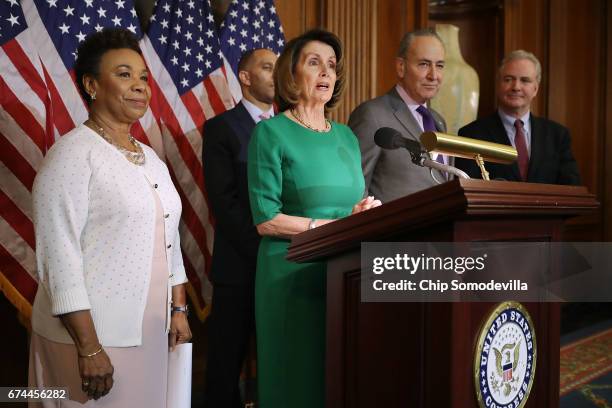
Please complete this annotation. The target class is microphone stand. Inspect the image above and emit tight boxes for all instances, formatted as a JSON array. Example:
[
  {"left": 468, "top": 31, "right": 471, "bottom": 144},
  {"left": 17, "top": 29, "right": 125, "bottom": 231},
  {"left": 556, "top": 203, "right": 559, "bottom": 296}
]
[{"left": 408, "top": 151, "right": 470, "bottom": 183}]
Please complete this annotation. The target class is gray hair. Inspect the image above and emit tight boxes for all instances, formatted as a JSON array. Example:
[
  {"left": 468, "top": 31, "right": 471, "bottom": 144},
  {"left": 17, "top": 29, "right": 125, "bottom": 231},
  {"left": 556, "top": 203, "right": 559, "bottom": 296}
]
[
  {"left": 397, "top": 28, "right": 444, "bottom": 58},
  {"left": 500, "top": 50, "right": 542, "bottom": 83}
]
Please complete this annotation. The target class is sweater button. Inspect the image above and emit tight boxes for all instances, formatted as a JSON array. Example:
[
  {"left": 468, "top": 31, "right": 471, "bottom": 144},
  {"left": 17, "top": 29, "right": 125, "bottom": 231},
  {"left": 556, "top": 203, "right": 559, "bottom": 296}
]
[
  {"left": 167, "top": 244, "right": 172, "bottom": 249},
  {"left": 164, "top": 213, "right": 169, "bottom": 218},
  {"left": 154, "top": 183, "right": 158, "bottom": 188}
]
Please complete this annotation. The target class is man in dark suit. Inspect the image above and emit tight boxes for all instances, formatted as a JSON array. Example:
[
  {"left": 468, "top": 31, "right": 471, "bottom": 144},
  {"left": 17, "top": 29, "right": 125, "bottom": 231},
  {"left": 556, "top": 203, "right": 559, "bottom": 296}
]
[
  {"left": 202, "top": 48, "right": 277, "bottom": 408},
  {"left": 455, "top": 50, "right": 580, "bottom": 185},
  {"left": 349, "top": 28, "right": 449, "bottom": 203}
]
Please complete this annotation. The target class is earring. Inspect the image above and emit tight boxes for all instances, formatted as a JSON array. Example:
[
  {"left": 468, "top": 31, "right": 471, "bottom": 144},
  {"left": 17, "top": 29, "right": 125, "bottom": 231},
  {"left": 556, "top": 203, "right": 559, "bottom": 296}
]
[{"left": 90, "top": 91, "right": 96, "bottom": 101}]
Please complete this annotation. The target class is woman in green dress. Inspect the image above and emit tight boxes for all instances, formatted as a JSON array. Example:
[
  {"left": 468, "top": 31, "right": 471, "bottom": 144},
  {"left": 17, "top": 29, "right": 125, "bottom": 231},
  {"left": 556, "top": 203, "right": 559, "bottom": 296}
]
[{"left": 247, "top": 29, "right": 382, "bottom": 407}]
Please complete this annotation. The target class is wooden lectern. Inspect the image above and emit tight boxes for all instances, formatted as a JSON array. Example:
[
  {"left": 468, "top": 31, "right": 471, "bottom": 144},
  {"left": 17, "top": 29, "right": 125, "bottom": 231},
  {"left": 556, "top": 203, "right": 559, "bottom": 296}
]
[{"left": 287, "top": 179, "right": 598, "bottom": 408}]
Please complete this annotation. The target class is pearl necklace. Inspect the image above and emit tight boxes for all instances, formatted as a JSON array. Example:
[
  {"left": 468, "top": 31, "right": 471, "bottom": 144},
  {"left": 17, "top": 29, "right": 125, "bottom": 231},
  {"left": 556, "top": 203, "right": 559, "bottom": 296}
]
[
  {"left": 88, "top": 119, "right": 146, "bottom": 166},
  {"left": 291, "top": 108, "right": 331, "bottom": 132}
]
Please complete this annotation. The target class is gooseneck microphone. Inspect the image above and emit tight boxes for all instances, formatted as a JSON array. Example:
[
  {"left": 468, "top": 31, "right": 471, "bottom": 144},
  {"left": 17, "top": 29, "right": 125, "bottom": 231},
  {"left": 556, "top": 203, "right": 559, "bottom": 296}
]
[{"left": 373, "top": 127, "right": 470, "bottom": 182}]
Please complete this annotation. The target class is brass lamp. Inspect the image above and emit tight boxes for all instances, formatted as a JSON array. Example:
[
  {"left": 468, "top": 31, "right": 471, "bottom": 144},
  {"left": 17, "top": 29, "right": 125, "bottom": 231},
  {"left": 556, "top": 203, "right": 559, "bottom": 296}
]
[{"left": 420, "top": 132, "right": 517, "bottom": 180}]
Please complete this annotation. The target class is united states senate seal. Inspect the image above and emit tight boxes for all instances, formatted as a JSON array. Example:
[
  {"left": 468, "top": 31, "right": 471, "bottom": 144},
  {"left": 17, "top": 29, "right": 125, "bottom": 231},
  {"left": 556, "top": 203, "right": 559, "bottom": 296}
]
[{"left": 474, "top": 301, "right": 537, "bottom": 408}]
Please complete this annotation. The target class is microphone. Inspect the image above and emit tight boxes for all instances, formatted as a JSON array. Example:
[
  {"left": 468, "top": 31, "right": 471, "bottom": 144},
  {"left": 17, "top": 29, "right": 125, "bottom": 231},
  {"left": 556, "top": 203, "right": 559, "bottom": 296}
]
[
  {"left": 374, "top": 127, "right": 424, "bottom": 156},
  {"left": 373, "top": 127, "right": 470, "bottom": 181}
]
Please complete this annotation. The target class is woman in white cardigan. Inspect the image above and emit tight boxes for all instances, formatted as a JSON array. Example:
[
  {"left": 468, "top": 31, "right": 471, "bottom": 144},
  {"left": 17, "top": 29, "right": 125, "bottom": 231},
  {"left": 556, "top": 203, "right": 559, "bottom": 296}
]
[{"left": 28, "top": 28, "right": 191, "bottom": 406}]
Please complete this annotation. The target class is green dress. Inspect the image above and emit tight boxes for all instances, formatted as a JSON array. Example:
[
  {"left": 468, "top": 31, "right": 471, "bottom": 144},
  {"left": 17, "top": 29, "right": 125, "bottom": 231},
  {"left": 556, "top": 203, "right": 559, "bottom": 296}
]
[{"left": 248, "top": 114, "right": 365, "bottom": 407}]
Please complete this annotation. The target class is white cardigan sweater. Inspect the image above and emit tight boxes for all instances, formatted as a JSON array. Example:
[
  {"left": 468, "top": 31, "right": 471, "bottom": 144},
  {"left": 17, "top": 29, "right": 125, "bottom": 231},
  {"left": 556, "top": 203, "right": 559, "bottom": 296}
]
[{"left": 31, "top": 124, "right": 188, "bottom": 347}]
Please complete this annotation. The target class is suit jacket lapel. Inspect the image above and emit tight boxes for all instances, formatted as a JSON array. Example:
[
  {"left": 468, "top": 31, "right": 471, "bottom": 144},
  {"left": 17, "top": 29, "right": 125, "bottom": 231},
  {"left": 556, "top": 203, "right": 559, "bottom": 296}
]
[
  {"left": 232, "top": 101, "right": 257, "bottom": 137},
  {"left": 388, "top": 88, "right": 423, "bottom": 142},
  {"left": 527, "top": 115, "right": 544, "bottom": 181},
  {"left": 491, "top": 113, "right": 522, "bottom": 181}
]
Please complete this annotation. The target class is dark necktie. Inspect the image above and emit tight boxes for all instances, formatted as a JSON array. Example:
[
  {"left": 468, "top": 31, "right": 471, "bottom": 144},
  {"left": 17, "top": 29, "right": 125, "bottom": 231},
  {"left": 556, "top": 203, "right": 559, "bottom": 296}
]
[
  {"left": 514, "top": 119, "right": 529, "bottom": 181},
  {"left": 417, "top": 105, "right": 446, "bottom": 174}
]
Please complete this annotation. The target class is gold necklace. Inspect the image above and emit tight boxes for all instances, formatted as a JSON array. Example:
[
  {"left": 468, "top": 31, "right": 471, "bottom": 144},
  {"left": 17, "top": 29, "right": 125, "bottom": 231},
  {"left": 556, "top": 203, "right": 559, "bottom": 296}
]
[
  {"left": 291, "top": 108, "right": 331, "bottom": 132},
  {"left": 87, "top": 119, "right": 146, "bottom": 166}
]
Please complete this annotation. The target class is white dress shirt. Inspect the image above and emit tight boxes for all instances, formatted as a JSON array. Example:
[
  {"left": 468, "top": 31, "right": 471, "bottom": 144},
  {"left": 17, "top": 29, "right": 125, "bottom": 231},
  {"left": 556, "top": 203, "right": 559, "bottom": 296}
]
[
  {"left": 241, "top": 97, "right": 274, "bottom": 124},
  {"left": 498, "top": 109, "right": 532, "bottom": 156}
]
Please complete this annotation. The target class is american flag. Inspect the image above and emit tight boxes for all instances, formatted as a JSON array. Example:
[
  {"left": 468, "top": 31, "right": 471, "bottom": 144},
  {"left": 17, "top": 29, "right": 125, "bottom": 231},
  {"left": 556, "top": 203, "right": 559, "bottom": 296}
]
[
  {"left": 219, "top": 0, "right": 285, "bottom": 101},
  {"left": 1, "top": 0, "right": 142, "bottom": 319},
  {"left": 0, "top": 0, "right": 241, "bottom": 322},
  {"left": 139, "top": 0, "right": 235, "bottom": 319}
]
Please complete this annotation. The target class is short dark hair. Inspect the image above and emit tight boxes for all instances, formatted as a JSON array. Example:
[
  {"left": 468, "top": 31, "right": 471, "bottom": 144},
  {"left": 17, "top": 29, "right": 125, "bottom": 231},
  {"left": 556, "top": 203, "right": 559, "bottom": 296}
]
[
  {"left": 237, "top": 48, "right": 271, "bottom": 72},
  {"left": 74, "top": 28, "right": 142, "bottom": 105},
  {"left": 274, "top": 29, "right": 346, "bottom": 113},
  {"left": 397, "top": 28, "right": 444, "bottom": 58}
]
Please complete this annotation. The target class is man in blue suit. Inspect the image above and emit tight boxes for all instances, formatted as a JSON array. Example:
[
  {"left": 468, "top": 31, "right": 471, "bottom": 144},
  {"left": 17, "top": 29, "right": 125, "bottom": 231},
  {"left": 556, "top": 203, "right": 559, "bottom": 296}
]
[{"left": 202, "top": 48, "right": 277, "bottom": 408}]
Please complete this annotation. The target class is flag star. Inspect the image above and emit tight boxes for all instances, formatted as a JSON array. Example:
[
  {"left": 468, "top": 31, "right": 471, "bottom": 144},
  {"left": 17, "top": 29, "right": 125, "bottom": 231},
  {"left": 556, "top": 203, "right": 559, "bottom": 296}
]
[
  {"left": 63, "top": 5, "right": 74, "bottom": 16},
  {"left": 270, "top": 5, "right": 276, "bottom": 14},
  {"left": 205, "top": 60, "right": 212, "bottom": 69},
  {"left": 185, "top": 31, "right": 192, "bottom": 40},
  {"left": 267, "top": 33, "right": 274, "bottom": 41},
  {"left": 80, "top": 14, "right": 90, "bottom": 25},
  {"left": 181, "top": 78, "right": 189, "bottom": 87},
  {"left": 228, "top": 37, "right": 235, "bottom": 46},
  {"left": 253, "top": 20, "right": 260, "bottom": 29},
  {"left": 94, "top": 23, "right": 103, "bottom": 32},
  {"left": 175, "top": 9, "right": 183, "bottom": 18},
  {"left": 207, "top": 13, "right": 214, "bottom": 23},
  {"left": 242, "top": 2, "right": 249, "bottom": 10},
  {"left": 198, "top": 37, "right": 205, "bottom": 47},
  {"left": 160, "top": 19, "right": 168, "bottom": 29},
  {"left": 115, "top": 0, "right": 125, "bottom": 9},
  {"left": 6, "top": 13, "right": 19, "bottom": 26},
  {"left": 111, "top": 16, "right": 122, "bottom": 26},
  {"left": 254, "top": 7, "right": 260, "bottom": 15},
  {"left": 258, "top": 1, "right": 265, "bottom": 7},
  {"left": 277, "top": 38, "right": 283, "bottom": 46},
  {"left": 131, "top": 8, "right": 137, "bottom": 17},
  {"left": 240, "top": 29, "right": 247, "bottom": 38},
  {"left": 196, "top": 53, "right": 203, "bottom": 62},
  {"left": 173, "top": 24, "right": 181, "bottom": 33},
  {"left": 198, "top": 22, "right": 203, "bottom": 31},
  {"left": 163, "top": 3, "right": 171, "bottom": 13},
  {"left": 150, "top": 14, "right": 156, "bottom": 21},
  {"left": 97, "top": 7, "right": 106, "bottom": 18},
  {"left": 6, "top": 0, "right": 18, "bottom": 6},
  {"left": 84, "top": 0, "right": 94, "bottom": 7},
  {"left": 195, "top": 68, "right": 203, "bottom": 77},
  {"left": 217, "top": 50, "right": 223, "bottom": 59},
  {"left": 181, "top": 62, "right": 190, "bottom": 71},
  {"left": 239, "top": 43, "right": 247, "bottom": 52},
  {"left": 204, "top": 44, "right": 212, "bottom": 53},
  {"left": 46, "top": 0, "right": 58, "bottom": 7},
  {"left": 58, "top": 22, "right": 70, "bottom": 34},
  {"left": 187, "top": 0, "right": 195, "bottom": 9},
  {"left": 159, "top": 34, "right": 167, "bottom": 44},
  {"left": 229, "top": 23, "right": 236, "bottom": 32},
  {"left": 230, "top": 10, "right": 238, "bottom": 18},
  {"left": 183, "top": 47, "right": 192, "bottom": 56},
  {"left": 171, "top": 56, "right": 178, "bottom": 65},
  {"left": 252, "top": 34, "right": 260, "bottom": 43},
  {"left": 206, "top": 29, "right": 214, "bottom": 38},
  {"left": 268, "top": 20, "right": 275, "bottom": 28},
  {"left": 186, "top": 15, "right": 194, "bottom": 24},
  {"left": 76, "top": 31, "right": 87, "bottom": 42},
  {"left": 127, "top": 23, "right": 137, "bottom": 34},
  {"left": 241, "top": 16, "right": 248, "bottom": 24},
  {"left": 172, "top": 40, "right": 179, "bottom": 49}
]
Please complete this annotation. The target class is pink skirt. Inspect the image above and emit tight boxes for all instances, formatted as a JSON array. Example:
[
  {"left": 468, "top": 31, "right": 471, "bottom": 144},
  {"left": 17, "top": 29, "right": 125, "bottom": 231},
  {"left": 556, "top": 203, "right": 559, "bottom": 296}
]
[{"left": 29, "top": 186, "right": 170, "bottom": 407}]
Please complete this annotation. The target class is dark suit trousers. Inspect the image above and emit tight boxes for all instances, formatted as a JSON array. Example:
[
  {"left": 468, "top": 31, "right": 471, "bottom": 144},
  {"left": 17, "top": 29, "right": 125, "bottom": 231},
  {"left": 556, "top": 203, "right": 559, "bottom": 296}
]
[{"left": 204, "top": 283, "right": 255, "bottom": 408}]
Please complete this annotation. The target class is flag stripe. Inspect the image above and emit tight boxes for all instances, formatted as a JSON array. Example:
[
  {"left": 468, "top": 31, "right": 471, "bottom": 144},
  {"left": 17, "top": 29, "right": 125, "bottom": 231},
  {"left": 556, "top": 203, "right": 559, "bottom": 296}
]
[
  {"left": 41, "top": 64, "right": 76, "bottom": 136},
  {"left": 1, "top": 40, "right": 48, "bottom": 105},
  {"left": 0, "top": 106, "right": 43, "bottom": 172},
  {"left": 0, "top": 131, "right": 37, "bottom": 191},
  {"left": 0, "top": 190, "right": 35, "bottom": 249},
  {"left": 0, "top": 244, "right": 37, "bottom": 304},
  {"left": 0, "top": 163, "right": 33, "bottom": 220},
  {"left": 0, "top": 75, "right": 46, "bottom": 153}
]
